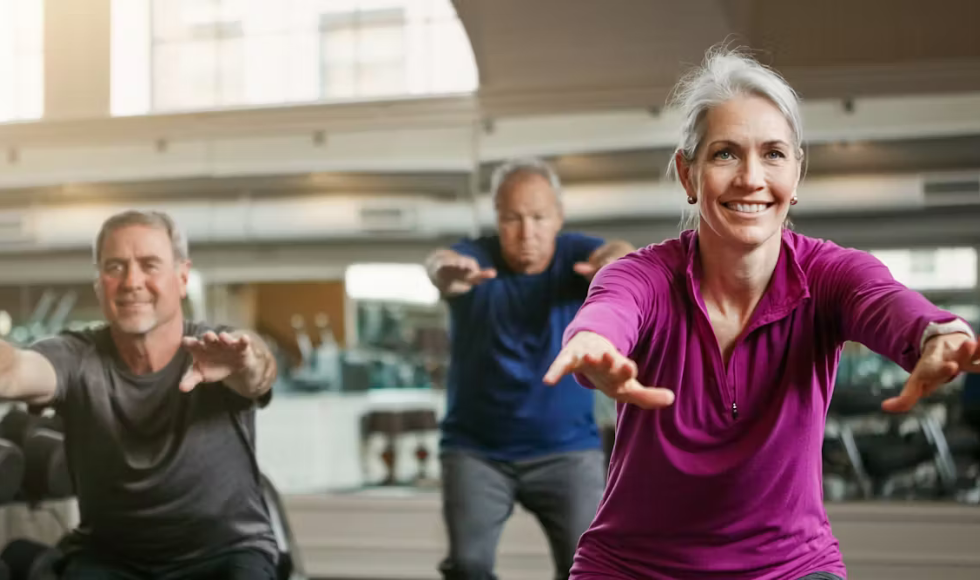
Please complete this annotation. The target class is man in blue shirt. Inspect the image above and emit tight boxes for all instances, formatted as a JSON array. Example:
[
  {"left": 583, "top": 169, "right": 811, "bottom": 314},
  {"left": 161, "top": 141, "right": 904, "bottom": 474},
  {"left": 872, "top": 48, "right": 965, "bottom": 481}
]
[{"left": 425, "top": 158, "right": 634, "bottom": 580}]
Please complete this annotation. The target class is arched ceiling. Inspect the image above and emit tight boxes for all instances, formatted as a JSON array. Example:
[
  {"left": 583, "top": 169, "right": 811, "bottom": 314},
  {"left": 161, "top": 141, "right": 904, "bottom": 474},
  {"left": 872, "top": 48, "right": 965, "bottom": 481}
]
[{"left": 454, "top": 0, "right": 980, "bottom": 116}]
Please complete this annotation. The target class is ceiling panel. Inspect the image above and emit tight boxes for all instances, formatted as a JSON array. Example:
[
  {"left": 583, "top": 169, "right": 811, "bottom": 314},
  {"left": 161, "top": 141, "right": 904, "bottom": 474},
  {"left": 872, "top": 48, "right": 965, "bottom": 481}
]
[
  {"left": 455, "top": 0, "right": 980, "bottom": 114},
  {"left": 0, "top": 171, "right": 473, "bottom": 208}
]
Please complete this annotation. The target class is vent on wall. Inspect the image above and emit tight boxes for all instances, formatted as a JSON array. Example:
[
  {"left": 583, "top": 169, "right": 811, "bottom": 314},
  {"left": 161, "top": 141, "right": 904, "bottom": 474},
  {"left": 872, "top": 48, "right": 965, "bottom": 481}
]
[
  {"left": 358, "top": 204, "right": 417, "bottom": 232},
  {"left": 0, "top": 211, "right": 32, "bottom": 242},
  {"left": 923, "top": 173, "right": 980, "bottom": 206}
]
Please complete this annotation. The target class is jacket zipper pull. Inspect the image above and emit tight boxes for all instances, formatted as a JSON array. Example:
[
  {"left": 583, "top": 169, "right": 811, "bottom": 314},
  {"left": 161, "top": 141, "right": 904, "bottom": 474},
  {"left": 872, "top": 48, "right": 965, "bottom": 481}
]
[{"left": 731, "top": 402, "right": 739, "bottom": 420}]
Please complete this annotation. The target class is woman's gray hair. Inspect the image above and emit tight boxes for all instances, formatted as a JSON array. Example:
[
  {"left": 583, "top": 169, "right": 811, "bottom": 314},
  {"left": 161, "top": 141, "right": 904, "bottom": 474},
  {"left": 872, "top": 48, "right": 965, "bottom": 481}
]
[
  {"left": 666, "top": 46, "right": 804, "bottom": 230},
  {"left": 93, "top": 210, "right": 189, "bottom": 265},
  {"left": 490, "top": 157, "right": 562, "bottom": 205}
]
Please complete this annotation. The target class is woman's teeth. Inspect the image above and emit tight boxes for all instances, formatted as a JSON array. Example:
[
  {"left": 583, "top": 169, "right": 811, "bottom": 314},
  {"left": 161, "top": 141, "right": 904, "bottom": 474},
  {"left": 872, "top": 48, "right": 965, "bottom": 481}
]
[{"left": 726, "top": 203, "right": 769, "bottom": 213}]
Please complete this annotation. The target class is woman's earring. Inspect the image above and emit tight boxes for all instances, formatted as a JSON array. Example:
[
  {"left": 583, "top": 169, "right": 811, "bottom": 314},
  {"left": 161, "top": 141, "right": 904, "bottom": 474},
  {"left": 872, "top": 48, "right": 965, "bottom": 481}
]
[
  {"left": 790, "top": 196, "right": 798, "bottom": 206},
  {"left": 687, "top": 196, "right": 697, "bottom": 205}
]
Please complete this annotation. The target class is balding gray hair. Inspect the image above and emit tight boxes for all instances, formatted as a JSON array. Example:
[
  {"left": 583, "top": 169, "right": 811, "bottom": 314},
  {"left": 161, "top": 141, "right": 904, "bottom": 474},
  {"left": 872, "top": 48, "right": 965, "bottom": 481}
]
[
  {"left": 490, "top": 157, "right": 563, "bottom": 206},
  {"left": 93, "top": 210, "right": 189, "bottom": 265},
  {"left": 666, "top": 46, "right": 805, "bottom": 229}
]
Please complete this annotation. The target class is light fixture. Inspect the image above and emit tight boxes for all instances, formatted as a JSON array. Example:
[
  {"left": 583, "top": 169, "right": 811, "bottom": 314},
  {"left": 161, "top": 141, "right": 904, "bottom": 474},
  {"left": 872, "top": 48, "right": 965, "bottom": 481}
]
[{"left": 345, "top": 263, "right": 439, "bottom": 305}]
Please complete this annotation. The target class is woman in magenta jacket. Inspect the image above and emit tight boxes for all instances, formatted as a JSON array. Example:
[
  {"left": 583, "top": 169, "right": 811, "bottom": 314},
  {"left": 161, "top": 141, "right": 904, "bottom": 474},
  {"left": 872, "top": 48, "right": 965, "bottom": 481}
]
[{"left": 545, "top": 48, "right": 980, "bottom": 580}]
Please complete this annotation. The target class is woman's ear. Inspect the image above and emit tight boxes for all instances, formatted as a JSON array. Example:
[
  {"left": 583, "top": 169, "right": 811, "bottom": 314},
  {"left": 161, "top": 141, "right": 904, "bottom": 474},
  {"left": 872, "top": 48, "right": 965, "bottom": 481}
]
[{"left": 675, "top": 151, "right": 698, "bottom": 199}]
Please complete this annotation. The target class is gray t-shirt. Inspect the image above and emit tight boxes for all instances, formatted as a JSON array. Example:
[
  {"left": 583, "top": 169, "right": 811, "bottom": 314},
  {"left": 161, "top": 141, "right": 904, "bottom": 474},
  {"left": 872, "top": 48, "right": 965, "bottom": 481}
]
[{"left": 29, "top": 321, "right": 276, "bottom": 568}]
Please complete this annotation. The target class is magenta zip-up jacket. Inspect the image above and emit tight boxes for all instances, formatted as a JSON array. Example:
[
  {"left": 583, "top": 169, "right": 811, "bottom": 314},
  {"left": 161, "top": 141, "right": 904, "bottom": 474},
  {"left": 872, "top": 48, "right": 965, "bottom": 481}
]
[{"left": 563, "top": 229, "right": 962, "bottom": 580}]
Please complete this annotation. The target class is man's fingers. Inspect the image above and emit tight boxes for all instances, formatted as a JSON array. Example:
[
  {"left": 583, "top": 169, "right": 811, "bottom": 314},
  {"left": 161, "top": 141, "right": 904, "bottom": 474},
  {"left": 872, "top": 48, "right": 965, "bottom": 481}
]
[
  {"left": 218, "top": 332, "right": 251, "bottom": 352},
  {"left": 236, "top": 333, "right": 251, "bottom": 351},
  {"left": 179, "top": 368, "right": 204, "bottom": 393},
  {"left": 573, "top": 262, "right": 597, "bottom": 277},
  {"left": 621, "top": 384, "right": 675, "bottom": 410},
  {"left": 465, "top": 268, "right": 497, "bottom": 284},
  {"left": 443, "top": 256, "right": 482, "bottom": 274}
]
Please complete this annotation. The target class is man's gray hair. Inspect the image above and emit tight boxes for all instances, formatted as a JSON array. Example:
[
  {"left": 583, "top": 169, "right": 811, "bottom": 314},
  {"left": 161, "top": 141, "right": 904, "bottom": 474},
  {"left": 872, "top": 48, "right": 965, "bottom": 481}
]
[
  {"left": 666, "top": 46, "right": 805, "bottom": 230},
  {"left": 489, "top": 157, "right": 563, "bottom": 205},
  {"left": 93, "top": 210, "right": 190, "bottom": 265}
]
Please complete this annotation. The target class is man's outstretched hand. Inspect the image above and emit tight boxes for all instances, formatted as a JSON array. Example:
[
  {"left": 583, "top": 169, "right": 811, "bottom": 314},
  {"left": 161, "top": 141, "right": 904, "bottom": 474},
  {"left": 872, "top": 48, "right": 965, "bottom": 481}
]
[
  {"left": 573, "top": 241, "right": 634, "bottom": 281},
  {"left": 544, "top": 331, "right": 674, "bottom": 410},
  {"left": 179, "top": 331, "right": 256, "bottom": 393},
  {"left": 429, "top": 251, "right": 497, "bottom": 296}
]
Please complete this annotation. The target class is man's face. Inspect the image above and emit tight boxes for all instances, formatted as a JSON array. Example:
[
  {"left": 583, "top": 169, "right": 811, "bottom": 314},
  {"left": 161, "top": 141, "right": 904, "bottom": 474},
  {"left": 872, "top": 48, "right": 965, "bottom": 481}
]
[
  {"left": 495, "top": 172, "right": 564, "bottom": 274},
  {"left": 96, "top": 225, "right": 189, "bottom": 336}
]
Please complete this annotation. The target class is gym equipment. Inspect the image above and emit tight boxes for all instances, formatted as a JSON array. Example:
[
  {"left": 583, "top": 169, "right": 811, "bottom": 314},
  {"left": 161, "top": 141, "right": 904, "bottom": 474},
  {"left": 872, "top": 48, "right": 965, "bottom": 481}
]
[
  {"left": 0, "top": 439, "right": 25, "bottom": 505},
  {"left": 360, "top": 409, "right": 438, "bottom": 486},
  {"left": 261, "top": 473, "right": 307, "bottom": 580},
  {"left": 289, "top": 313, "right": 343, "bottom": 392},
  {"left": 7, "top": 290, "right": 78, "bottom": 347},
  {"left": 291, "top": 315, "right": 315, "bottom": 369},
  {"left": 0, "top": 409, "right": 72, "bottom": 502},
  {"left": 0, "top": 539, "right": 59, "bottom": 580},
  {"left": 23, "top": 427, "right": 73, "bottom": 502},
  {"left": 825, "top": 387, "right": 959, "bottom": 499},
  {"left": 44, "top": 292, "right": 77, "bottom": 337}
]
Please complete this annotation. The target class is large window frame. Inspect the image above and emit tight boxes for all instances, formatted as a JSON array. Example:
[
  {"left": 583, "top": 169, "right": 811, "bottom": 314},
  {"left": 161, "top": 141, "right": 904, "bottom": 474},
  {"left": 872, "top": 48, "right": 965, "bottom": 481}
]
[
  {"left": 0, "top": 0, "right": 44, "bottom": 123},
  {"left": 111, "top": 0, "right": 478, "bottom": 116}
]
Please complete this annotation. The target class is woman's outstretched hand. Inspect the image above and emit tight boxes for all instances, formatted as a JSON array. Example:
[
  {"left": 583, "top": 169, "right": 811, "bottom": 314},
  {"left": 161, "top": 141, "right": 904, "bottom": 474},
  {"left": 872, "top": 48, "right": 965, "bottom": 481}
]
[
  {"left": 883, "top": 332, "right": 980, "bottom": 413},
  {"left": 544, "top": 331, "right": 675, "bottom": 410}
]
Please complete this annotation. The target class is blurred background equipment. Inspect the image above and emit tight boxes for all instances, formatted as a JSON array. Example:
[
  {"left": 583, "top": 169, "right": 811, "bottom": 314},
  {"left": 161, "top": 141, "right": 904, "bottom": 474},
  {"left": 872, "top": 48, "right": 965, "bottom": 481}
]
[{"left": 0, "top": 409, "right": 71, "bottom": 503}]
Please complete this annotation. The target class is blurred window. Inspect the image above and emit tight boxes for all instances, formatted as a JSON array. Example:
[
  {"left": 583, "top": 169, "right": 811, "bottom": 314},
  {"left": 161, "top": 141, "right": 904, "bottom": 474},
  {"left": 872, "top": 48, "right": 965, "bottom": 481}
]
[
  {"left": 870, "top": 247, "right": 977, "bottom": 291},
  {"left": 111, "top": 0, "right": 478, "bottom": 115},
  {"left": 0, "top": 0, "right": 44, "bottom": 122}
]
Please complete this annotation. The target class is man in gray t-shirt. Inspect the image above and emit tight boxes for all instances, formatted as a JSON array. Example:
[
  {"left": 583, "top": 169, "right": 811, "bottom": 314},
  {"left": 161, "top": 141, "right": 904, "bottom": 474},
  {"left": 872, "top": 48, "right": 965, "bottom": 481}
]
[{"left": 0, "top": 210, "right": 279, "bottom": 579}]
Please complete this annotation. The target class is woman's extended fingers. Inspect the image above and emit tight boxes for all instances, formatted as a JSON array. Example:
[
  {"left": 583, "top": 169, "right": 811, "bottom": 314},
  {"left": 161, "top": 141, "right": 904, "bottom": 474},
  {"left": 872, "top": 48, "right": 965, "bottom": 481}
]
[
  {"left": 619, "top": 381, "right": 675, "bottom": 409},
  {"left": 581, "top": 352, "right": 611, "bottom": 371},
  {"left": 952, "top": 339, "right": 980, "bottom": 372},
  {"left": 582, "top": 352, "right": 635, "bottom": 383},
  {"left": 544, "top": 339, "right": 674, "bottom": 410},
  {"left": 543, "top": 348, "right": 581, "bottom": 385}
]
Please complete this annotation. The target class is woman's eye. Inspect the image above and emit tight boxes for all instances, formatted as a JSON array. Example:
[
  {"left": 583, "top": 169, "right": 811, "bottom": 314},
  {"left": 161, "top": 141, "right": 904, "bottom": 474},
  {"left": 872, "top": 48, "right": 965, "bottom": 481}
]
[{"left": 713, "top": 150, "right": 732, "bottom": 160}]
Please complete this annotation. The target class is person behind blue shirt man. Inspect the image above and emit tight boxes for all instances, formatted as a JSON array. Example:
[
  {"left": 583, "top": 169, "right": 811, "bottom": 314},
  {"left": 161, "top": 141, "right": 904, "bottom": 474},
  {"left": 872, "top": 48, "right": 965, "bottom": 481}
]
[{"left": 425, "top": 158, "right": 634, "bottom": 580}]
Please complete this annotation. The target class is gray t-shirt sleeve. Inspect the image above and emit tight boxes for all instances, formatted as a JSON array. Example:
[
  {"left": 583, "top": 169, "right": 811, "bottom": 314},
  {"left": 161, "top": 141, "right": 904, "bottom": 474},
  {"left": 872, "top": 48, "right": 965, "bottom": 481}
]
[{"left": 27, "top": 331, "right": 93, "bottom": 405}]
